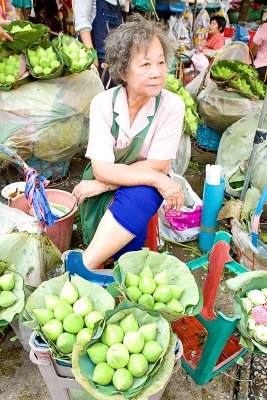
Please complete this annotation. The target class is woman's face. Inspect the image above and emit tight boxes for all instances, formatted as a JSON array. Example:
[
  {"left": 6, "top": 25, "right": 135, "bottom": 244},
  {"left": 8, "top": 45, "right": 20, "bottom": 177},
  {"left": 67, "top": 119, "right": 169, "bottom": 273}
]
[
  {"left": 123, "top": 37, "right": 167, "bottom": 99},
  {"left": 208, "top": 20, "right": 220, "bottom": 35}
]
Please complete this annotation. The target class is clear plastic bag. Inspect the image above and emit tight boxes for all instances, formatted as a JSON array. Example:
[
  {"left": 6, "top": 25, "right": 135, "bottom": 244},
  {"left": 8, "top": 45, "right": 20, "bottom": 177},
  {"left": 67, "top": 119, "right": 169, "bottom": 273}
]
[
  {"left": 172, "top": 133, "right": 191, "bottom": 176},
  {"left": 0, "top": 69, "right": 104, "bottom": 162}
]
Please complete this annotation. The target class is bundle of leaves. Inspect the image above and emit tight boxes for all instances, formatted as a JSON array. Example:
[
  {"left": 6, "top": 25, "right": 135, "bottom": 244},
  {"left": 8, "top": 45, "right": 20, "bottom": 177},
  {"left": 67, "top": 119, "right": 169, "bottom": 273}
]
[
  {"left": 112, "top": 249, "right": 203, "bottom": 321},
  {"left": 26, "top": 42, "right": 64, "bottom": 80},
  {"left": 0, "top": 53, "right": 29, "bottom": 91},
  {"left": 23, "top": 273, "right": 115, "bottom": 361},
  {"left": 53, "top": 34, "right": 97, "bottom": 73},
  {"left": 0, "top": 260, "right": 25, "bottom": 327},
  {"left": 227, "top": 270, "right": 267, "bottom": 354},
  {"left": 211, "top": 60, "right": 266, "bottom": 100},
  {"left": 164, "top": 73, "right": 199, "bottom": 136},
  {"left": 72, "top": 301, "right": 178, "bottom": 399},
  {"left": 2, "top": 21, "right": 50, "bottom": 52}
]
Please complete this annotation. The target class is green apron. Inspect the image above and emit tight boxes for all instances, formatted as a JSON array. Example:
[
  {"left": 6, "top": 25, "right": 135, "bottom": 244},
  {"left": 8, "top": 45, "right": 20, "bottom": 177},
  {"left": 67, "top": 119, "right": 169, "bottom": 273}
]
[{"left": 80, "top": 86, "right": 161, "bottom": 245}]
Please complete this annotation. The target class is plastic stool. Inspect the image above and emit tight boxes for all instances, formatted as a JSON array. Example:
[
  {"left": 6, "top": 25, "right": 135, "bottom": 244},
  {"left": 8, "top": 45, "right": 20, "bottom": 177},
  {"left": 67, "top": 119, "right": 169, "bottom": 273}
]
[{"left": 172, "top": 234, "right": 248, "bottom": 385}]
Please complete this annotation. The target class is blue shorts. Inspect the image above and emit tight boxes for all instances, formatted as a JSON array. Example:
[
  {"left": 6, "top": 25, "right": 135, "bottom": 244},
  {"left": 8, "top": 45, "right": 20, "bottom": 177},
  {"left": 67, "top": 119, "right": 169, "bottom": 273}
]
[{"left": 108, "top": 185, "right": 163, "bottom": 260}]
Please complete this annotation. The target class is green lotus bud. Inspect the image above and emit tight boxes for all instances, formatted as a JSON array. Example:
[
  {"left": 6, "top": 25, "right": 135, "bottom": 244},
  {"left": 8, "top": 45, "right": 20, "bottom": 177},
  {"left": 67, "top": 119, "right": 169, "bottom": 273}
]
[
  {"left": 119, "top": 314, "right": 139, "bottom": 334},
  {"left": 241, "top": 297, "right": 252, "bottom": 313},
  {"left": 0, "top": 273, "right": 15, "bottom": 291},
  {"left": 123, "top": 331, "right": 145, "bottom": 354},
  {"left": 73, "top": 296, "right": 93, "bottom": 317},
  {"left": 60, "top": 281, "right": 79, "bottom": 305},
  {"left": 79, "top": 49, "right": 88, "bottom": 59},
  {"left": 140, "top": 265, "right": 154, "bottom": 279},
  {"left": 170, "top": 285, "right": 184, "bottom": 300},
  {"left": 45, "top": 294, "right": 60, "bottom": 310},
  {"left": 0, "top": 72, "right": 6, "bottom": 84},
  {"left": 42, "top": 319, "right": 63, "bottom": 341},
  {"left": 101, "top": 324, "right": 124, "bottom": 347},
  {"left": 78, "top": 59, "right": 88, "bottom": 69},
  {"left": 92, "top": 362, "right": 114, "bottom": 385},
  {"left": 138, "top": 294, "right": 154, "bottom": 309},
  {"left": 138, "top": 323, "right": 157, "bottom": 341},
  {"left": 127, "top": 353, "right": 148, "bottom": 378},
  {"left": 39, "top": 57, "right": 50, "bottom": 69},
  {"left": 56, "top": 332, "right": 76, "bottom": 354},
  {"left": 261, "top": 288, "right": 267, "bottom": 297},
  {"left": 142, "top": 340, "right": 163, "bottom": 363},
  {"left": 53, "top": 301, "right": 73, "bottom": 321},
  {"left": 63, "top": 313, "right": 84, "bottom": 334},
  {"left": 247, "top": 290, "right": 266, "bottom": 305},
  {"left": 106, "top": 343, "right": 129, "bottom": 369},
  {"left": 165, "top": 298, "right": 184, "bottom": 313},
  {"left": 126, "top": 286, "right": 142, "bottom": 302},
  {"left": 112, "top": 368, "right": 133, "bottom": 391},
  {"left": 29, "top": 56, "right": 39, "bottom": 67},
  {"left": 0, "top": 291, "right": 17, "bottom": 308},
  {"left": 71, "top": 61, "right": 80, "bottom": 71},
  {"left": 7, "top": 55, "right": 17, "bottom": 66},
  {"left": 5, "top": 65, "right": 14, "bottom": 76},
  {"left": 69, "top": 52, "right": 79, "bottom": 62},
  {"left": 47, "top": 52, "right": 57, "bottom": 61},
  {"left": 139, "top": 277, "right": 156, "bottom": 295},
  {"left": 76, "top": 328, "right": 93, "bottom": 347},
  {"left": 36, "top": 47, "right": 47, "bottom": 58},
  {"left": 27, "top": 50, "right": 35, "bottom": 58},
  {"left": 33, "top": 66, "right": 43, "bottom": 75},
  {"left": 46, "top": 46, "right": 54, "bottom": 54},
  {"left": 68, "top": 41, "right": 80, "bottom": 52},
  {"left": 33, "top": 308, "right": 54, "bottom": 326},
  {"left": 50, "top": 60, "right": 61, "bottom": 70},
  {"left": 125, "top": 272, "right": 140, "bottom": 288},
  {"left": 154, "top": 271, "right": 169, "bottom": 286},
  {"left": 0, "top": 63, "right": 5, "bottom": 73},
  {"left": 5, "top": 75, "right": 15, "bottom": 84},
  {"left": 87, "top": 342, "right": 109, "bottom": 364},
  {"left": 43, "top": 67, "right": 52, "bottom": 75},
  {"left": 84, "top": 311, "right": 103, "bottom": 329},
  {"left": 153, "top": 302, "right": 165, "bottom": 310},
  {"left": 153, "top": 285, "right": 172, "bottom": 303}
]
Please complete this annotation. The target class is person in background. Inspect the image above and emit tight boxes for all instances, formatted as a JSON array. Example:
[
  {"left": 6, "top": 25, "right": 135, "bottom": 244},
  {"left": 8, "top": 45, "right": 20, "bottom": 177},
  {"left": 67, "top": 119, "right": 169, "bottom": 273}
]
[
  {"left": 0, "top": 19, "right": 13, "bottom": 42},
  {"left": 250, "top": 22, "right": 267, "bottom": 83},
  {"left": 203, "top": 15, "right": 226, "bottom": 51},
  {"left": 74, "top": 0, "right": 123, "bottom": 85},
  {"left": 72, "top": 15, "right": 185, "bottom": 270}
]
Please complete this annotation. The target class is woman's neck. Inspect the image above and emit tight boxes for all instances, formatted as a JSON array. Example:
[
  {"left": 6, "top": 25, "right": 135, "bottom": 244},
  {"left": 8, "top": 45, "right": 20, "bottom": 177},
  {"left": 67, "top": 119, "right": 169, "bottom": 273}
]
[{"left": 126, "top": 88, "right": 149, "bottom": 127}]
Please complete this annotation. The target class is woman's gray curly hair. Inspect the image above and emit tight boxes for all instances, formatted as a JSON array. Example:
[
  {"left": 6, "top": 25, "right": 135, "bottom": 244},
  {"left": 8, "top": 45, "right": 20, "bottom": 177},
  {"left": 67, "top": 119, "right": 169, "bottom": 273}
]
[{"left": 105, "top": 14, "right": 175, "bottom": 85}]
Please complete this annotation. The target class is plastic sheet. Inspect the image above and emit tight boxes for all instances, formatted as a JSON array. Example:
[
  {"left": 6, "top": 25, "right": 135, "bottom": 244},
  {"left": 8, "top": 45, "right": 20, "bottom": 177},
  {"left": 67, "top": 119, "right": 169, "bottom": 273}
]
[
  {"left": 172, "top": 133, "right": 191, "bottom": 176},
  {"left": 216, "top": 111, "right": 267, "bottom": 197},
  {"left": 0, "top": 69, "right": 104, "bottom": 162}
]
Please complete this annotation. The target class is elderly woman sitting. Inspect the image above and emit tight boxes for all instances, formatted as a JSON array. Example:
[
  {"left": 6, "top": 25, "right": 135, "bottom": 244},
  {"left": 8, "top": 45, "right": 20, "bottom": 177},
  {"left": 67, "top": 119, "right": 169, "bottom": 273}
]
[{"left": 72, "top": 15, "right": 185, "bottom": 270}]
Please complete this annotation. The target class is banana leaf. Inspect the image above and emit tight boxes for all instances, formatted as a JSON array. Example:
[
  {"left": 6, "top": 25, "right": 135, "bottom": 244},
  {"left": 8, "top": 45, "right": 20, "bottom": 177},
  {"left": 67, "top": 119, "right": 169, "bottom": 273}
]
[
  {"left": 25, "top": 41, "right": 64, "bottom": 80},
  {"left": 52, "top": 33, "right": 97, "bottom": 73},
  {"left": 24, "top": 273, "right": 115, "bottom": 360},
  {"left": 2, "top": 21, "right": 50, "bottom": 52},
  {"left": 112, "top": 249, "right": 203, "bottom": 321},
  {"left": 226, "top": 271, "right": 267, "bottom": 354},
  {"left": 0, "top": 263, "right": 25, "bottom": 326},
  {"left": 72, "top": 300, "right": 176, "bottom": 399}
]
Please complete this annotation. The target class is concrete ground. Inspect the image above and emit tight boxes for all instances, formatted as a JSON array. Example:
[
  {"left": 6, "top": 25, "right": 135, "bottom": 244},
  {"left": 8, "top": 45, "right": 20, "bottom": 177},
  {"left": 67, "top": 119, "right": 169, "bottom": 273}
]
[{"left": 0, "top": 142, "right": 266, "bottom": 400}]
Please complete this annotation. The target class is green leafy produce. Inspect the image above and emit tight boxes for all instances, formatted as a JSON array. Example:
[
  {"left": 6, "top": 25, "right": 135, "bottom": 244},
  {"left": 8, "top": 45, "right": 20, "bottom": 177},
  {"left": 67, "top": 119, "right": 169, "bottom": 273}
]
[
  {"left": 24, "top": 273, "right": 115, "bottom": 360},
  {"left": 10, "top": 24, "right": 33, "bottom": 33},
  {"left": 113, "top": 249, "right": 203, "bottom": 321},
  {"left": 236, "top": 63, "right": 258, "bottom": 78},
  {"left": 164, "top": 73, "right": 199, "bottom": 136},
  {"left": 251, "top": 79, "right": 266, "bottom": 99},
  {"left": 72, "top": 301, "right": 174, "bottom": 398},
  {"left": 3, "top": 21, "right": 50, "bottom": 52},
  {"left": 0, "top": 54, "right": 21, "bottom": 86},
  {"left": 26, "top": 44, "right": 63, "bottom": 79},
  {"left": 229, "top": 77, "right": 255, "bottom": 99},
  {"left": 212, "top": 65, "right": 236, "bottom": 80}
]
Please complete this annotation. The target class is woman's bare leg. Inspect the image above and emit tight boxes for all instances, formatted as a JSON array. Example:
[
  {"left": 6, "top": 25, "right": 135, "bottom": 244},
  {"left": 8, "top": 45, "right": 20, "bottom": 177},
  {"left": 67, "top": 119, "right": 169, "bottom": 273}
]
[{"left": 82, "top": 210, "right": 135, "bottom": 269}]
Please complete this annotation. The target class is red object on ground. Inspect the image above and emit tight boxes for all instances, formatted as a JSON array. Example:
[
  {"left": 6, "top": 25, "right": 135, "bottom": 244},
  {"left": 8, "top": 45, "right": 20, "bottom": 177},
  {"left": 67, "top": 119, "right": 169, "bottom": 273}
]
[
  {"left": 224, "top": 27, "right": 235, "bottom": 38},
  {"left": 145, "top": 212, "right": 159, "bottom": 252},
  {"left": 248, "top": 30, "right": 256, "bottom": 47}
]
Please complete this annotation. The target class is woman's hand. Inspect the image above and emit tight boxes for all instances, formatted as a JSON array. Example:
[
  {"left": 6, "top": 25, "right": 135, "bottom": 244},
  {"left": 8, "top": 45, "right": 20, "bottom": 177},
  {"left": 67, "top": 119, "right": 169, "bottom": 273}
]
[
  {"left": 0, "top": 20, "right": 13, "bottom": 42},
  {"left": 156, "top": 175, "right": 184, "bottom": 211},
  {"left": 72, "top": 180, "right": 108, "bottom": 205}
]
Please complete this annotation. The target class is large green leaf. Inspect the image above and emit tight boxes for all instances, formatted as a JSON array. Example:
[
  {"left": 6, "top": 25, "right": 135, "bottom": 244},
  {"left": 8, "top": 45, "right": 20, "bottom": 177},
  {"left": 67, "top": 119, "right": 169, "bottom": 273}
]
[
  {"left": 72, "top": 302, "right": 177, "bottom": 399},
  {"left": 3, "top": 21, "right": 50, "bottom": 52},
  {"left": 0, "top": 267, "right": 25, "bottom": 325},
  {"left": 113, "top": 249, "right": 202, "bottom": 321}
]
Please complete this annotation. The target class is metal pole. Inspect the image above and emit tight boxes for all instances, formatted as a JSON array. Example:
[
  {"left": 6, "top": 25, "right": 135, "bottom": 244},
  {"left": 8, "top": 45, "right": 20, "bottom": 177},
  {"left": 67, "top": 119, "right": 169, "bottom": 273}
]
[{"left": 240, "top": 89, "right": 267, "bottom": 201}]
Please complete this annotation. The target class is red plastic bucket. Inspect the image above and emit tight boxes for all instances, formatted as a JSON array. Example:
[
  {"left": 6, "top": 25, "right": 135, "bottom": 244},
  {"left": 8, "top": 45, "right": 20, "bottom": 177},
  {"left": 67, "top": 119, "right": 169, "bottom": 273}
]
[
  {"left": 224, "top": 27, "right": 235, "bottom": 38},
  {"left": 9, "top": 189, "right": 78, "bottom": 253},
  {"left": 248, "top": 30, "right": 256, "bottom": 47}
]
